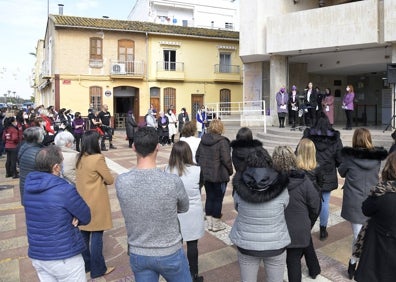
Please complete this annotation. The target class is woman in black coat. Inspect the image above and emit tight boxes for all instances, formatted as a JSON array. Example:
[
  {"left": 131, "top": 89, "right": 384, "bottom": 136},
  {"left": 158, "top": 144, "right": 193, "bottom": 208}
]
[
  {"left": 354, "top": 152, "right": 396, "bottom": 282},
  {"left": 125, "top": 110, "right": 137, "bottom": 148},
  {"left": 230, "top": 127, "right": 270, "bottom": 173},
  {"left": 303, "top": 113, "right": 343, "bottom": 240},
  {"left": 196, "top": 119, "right": 233, "bottom": 232},
  {"left": 272, "top": 146, "right": 321, "bottom": 282}
]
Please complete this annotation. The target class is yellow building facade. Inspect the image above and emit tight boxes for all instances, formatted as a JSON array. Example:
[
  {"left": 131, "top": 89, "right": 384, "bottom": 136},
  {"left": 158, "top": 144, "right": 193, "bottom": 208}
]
[{"left": 34, "top": 15, "right": 242, "bottom": 126}]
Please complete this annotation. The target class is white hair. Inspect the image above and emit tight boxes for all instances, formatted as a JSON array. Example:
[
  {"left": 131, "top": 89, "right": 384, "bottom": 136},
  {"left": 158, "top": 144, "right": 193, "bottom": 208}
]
[{"left": 54, "top": 131, "right": 75, "bottom": 147}]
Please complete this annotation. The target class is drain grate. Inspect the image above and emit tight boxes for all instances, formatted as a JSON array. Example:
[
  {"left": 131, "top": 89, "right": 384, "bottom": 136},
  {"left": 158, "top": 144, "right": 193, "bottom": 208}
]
[{"left": 0, "top": 185, "right": 14, "bottom": 190}]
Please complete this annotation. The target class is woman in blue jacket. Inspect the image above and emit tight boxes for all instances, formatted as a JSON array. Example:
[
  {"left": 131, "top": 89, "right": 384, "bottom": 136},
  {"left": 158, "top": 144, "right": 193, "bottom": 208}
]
[{"left": 24, "top": 145, "right": 91, "bottom": 281}]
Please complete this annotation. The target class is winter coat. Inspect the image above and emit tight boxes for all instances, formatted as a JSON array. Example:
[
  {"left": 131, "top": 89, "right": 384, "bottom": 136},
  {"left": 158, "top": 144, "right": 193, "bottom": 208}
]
[
  {"left": 230, "top": 139, "right": 268, "bottom": 173},
  {"left": 285, "top": 170, "right": 321, "bottom": 248},
  {"left": 303, "top": 128, "right": 343, "bottom": 192},
  {"left": 304, "top": 89, "right": 318, "bottom": 108},
  {"left": 355, "top": 182, "right": 396, "bottom": 282},
  {"left": 196, "top": 133, "right": 233, "bottom": 183},
  {"left": 3, "top": 125, "right": 22, "bottom": 149},
  {"left": 166, "top": 165, "right": 204, "bottom": 242},
  {"left": 339, "top": 146, "right": 388, "bottom": 224},
  {"left": 125, "top": 114, "right": 137, "bottom": 139},
  {"left": 230, "top": 166, "right": 290, "bottom": 251},
  {"left": 76, "top": 154, "right": 114, "bottom": 231},
  {"left": 24, "top": 171, "right": 91, "bottom": 260},
  {"left": 18, "top": 142, "right": 44, "bottom": 205},
  {"left": 177, "top": 112, "right": 189, "bottom": 133}
]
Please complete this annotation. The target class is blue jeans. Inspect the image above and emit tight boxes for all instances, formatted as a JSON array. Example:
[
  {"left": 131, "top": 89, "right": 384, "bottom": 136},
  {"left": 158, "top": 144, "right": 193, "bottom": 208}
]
[
  {"left": 81, "top": 230, "right": 107, "bottom": 278},
  {"left": 204, "top": 181, "right": 226, "bottom": 218},
  {"left": 129, "top": 248, "right": 192, "bottom": 282},
  {"left": 320, "top": 191, "right": 331, "bottom": 227}
]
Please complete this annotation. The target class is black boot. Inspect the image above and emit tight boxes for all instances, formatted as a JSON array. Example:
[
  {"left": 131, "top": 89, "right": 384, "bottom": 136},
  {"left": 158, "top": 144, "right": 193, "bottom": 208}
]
[
  {"left": 191, "top": 274, "right": 204, "bottom": 282},
  {"left": 319, "top": 226, "right": 328, "bottom": 241},
  {"left": 348, "top": 260, "right": 356, "bottom": 279}
]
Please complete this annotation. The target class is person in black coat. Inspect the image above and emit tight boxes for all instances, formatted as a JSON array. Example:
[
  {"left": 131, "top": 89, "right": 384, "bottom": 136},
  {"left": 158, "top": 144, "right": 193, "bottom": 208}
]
[
  {"left": 354, "top": 152, "right": 396, "bottom": 282},
  {"left": 272, "top": 145, "right": 321, "bottom": 282},
  {"left": 196, "top": 119, "right": 233, "bottom": 232},
  {"left": 303, "top": 82, "right": 318, "bottom": 127},
  {"left": 125, "top": 110, "right": 138, "bottom": 148},
  {"left": 230, "top": 127, "right": 270, "bottom": 173},
  {"left": 303, "top": 113, "right": 343, "bottom": 240}
]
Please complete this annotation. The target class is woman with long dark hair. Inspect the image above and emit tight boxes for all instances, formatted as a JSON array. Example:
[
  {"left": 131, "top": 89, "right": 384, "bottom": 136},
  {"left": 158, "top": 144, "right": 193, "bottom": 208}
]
[
  {"left": 166, "top": 141, "right": 204, "bottom": 282},
  {"left": 303, "top": 113, "right": 343, "bottom": 241},
  {"left": 342, "top": 84, "right": 355, "bottom": 130},
  {"left": 3, "top": 116, "right": 22, "bottom": 178},
  {"left": 75, "top": 130, "right": 115, "bottom": 279}
]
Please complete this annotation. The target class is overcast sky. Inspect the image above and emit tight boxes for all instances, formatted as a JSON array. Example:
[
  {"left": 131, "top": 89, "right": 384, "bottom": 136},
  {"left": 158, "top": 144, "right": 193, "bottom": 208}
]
[{"left": 0, "top": 0, "right": 136, "bottom": 99}]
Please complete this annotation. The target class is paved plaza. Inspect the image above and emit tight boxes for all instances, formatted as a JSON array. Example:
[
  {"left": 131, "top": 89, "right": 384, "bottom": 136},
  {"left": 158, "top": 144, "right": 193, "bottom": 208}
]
[{"left": 0, "top": 125, "right": 393, "bottom": 282}]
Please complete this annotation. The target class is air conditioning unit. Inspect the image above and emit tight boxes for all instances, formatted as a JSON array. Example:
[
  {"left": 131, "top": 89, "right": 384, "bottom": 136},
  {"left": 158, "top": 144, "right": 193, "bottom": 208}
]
[{"left": 111, "top": 63, "right": 126, "bottom": 74}]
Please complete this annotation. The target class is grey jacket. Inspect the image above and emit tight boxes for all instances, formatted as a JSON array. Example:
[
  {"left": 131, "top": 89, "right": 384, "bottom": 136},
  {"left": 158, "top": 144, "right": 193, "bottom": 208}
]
[
  {"left": 339, "top": 146, "right": 388, "bottom": 224},
  {"left": 230, "top": 162, "right": 291, "bottom": 251}
]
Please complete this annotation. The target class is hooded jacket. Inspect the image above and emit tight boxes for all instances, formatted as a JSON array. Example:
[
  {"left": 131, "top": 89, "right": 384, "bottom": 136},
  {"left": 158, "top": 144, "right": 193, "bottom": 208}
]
[
  {"left": 24, "top": 171, "right": 91, "bottom": 260},
  {"left": 303, "top": 128, "right": 343, "bottom": 192},
  {"left": 339, "top": 146, "right": 388, "bottom": 224},
  {"left": 196, "top": 132, "right": 233, "bottom": 183},
  {"left": 229, "top": 148, "right": 291, "bottom": 251},
  {"left": 284, "top": 169, "right": 321, "bottom": 248}
]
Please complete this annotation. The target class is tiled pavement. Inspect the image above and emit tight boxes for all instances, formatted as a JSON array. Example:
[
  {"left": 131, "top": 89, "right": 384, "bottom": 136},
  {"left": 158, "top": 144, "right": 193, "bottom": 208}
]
[{"left": 0, "top": 126, "right": 391, "bottom": 282}]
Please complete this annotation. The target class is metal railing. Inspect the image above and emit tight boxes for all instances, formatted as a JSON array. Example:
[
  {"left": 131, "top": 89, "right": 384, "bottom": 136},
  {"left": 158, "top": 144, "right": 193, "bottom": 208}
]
[
  {"left": 205, "top": 100, "right": 267, "bottom": 133},
  {"left": 156, "top": 61, "right": 184, "bottom": 72},
  {"left": 214, "top": 64, "right": 240, "bottom": 74},
  {"left": 110, "top": 60, "right": 145, "bottom": 76}
]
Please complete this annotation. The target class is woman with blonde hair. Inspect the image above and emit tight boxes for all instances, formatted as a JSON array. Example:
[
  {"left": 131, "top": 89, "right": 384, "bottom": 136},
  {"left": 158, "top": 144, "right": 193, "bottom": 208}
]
[
  {"left": 196, "top": 119, "right": 233, "bottom": 232},
  {"left": 296, "top": 138, "right": 322, "bottom": 279},
  {"left": 338, "top": 127, "right": 387, "bottom": 279},
  {"left": 272, "top": 146, "right": 321, "bottom": 282}
]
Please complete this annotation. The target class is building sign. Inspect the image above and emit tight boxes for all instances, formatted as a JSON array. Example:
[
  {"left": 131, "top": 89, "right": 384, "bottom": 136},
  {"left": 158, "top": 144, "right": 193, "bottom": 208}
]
[{"left": 104, "top": 90, "right": 112, "bottom": 97}]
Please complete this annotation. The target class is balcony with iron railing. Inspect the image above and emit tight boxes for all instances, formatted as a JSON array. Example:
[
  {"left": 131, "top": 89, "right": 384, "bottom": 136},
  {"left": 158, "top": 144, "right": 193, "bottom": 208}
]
[
  {"left": 156, "top": 61, "right": 185, "bottom": 80},
  {"left": 213, "top": 64, "right": 241, "bottom": 82},
  {"left": 110, "top": 60, "right": 145, "bottom": 79}
]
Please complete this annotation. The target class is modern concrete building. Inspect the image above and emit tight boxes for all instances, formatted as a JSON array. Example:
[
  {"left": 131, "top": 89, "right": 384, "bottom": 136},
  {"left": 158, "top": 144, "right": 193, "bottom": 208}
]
[
  {"left": 33, "top": 14, "right": 242, "bottom": 126},
  {"left": 240, "top": 0, "right": 396, "bottom": 127},
  {"left": 128, "top": 0, "right": 240, "bottom": 31}
]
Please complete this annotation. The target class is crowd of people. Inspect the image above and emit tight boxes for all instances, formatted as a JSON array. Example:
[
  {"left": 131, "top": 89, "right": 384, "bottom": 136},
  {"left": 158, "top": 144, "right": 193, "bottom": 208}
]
[
  {"left": 276, "top": 82, "right": 354, "bottom": 130},
  {"left": 2, "top": 100, "right": 396, "bottom": 282}
]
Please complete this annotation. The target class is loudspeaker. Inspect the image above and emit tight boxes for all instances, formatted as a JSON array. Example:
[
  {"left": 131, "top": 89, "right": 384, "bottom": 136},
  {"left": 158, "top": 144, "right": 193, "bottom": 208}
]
[{"left": 387, "top": 64, "right": 396, "bottom": 84}]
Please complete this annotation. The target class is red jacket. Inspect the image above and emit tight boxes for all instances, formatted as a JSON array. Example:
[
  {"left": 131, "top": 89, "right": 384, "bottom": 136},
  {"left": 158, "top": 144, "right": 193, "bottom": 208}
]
[{"left": 3, "top": 125, "right": 22, "bottom": 149}]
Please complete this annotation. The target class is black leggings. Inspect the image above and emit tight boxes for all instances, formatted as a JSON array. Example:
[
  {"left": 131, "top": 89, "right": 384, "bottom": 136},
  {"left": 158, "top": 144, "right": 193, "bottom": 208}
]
[{"left": 187, "top": 240, "right": 199, "bottom": 276}]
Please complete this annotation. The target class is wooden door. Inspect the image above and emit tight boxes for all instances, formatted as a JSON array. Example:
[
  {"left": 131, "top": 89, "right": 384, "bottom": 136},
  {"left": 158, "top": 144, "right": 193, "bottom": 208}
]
[
  {"left": 150, "top": 97, "right": 160, "bottom": 115},
  {"left": 191, "top": 94, "right": 204, "bottom": 121}
]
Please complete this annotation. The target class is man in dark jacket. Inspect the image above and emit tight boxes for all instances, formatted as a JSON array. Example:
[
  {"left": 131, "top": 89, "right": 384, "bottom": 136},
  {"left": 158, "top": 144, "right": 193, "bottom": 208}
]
[
  {"left": 24, "top": 145, "right": 91, "bottom": 281},
  {"left": 17, "top": 126, "right": 45, "bottom": 205}
]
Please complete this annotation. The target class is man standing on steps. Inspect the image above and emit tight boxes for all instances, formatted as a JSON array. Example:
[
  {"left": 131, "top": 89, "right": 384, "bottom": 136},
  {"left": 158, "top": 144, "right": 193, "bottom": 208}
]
[
  {"left": 99, "top": 104, "right": 116, "bottom": 151},
  {"left": 115, "top": 127, "right": 192, "bottom": 281}
]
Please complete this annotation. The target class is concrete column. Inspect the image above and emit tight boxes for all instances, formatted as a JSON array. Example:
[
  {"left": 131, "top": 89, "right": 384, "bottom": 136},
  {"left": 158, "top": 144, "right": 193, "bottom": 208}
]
[{"left": 269, "top": 55, "right": 287, "bottom": 126}]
